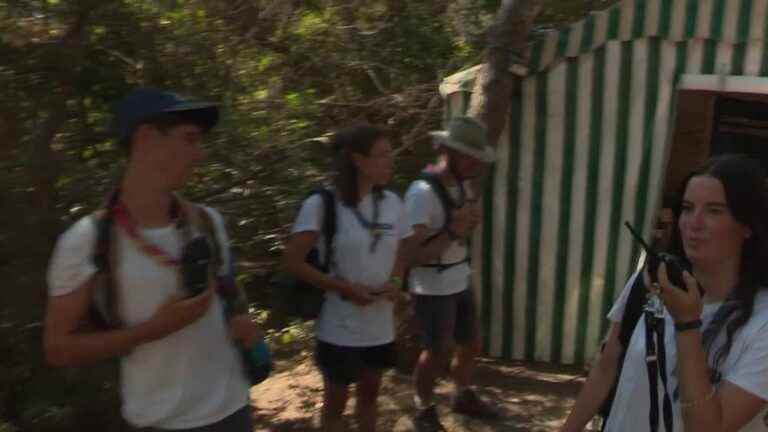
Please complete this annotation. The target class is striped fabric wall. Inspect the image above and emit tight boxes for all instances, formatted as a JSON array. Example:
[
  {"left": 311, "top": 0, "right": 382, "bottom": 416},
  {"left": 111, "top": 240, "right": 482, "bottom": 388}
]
[{"left": 441, "top": 0, "right": 768, "bottom": 364}]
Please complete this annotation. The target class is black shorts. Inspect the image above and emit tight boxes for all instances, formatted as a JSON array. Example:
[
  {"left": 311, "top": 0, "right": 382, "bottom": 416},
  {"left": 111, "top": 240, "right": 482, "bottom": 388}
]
[
  {"left": 413, "top": 288, "right": 479, "bottom": 354},
  {"left": 315, "top": 340, "right": 396, "bottom": 385}
]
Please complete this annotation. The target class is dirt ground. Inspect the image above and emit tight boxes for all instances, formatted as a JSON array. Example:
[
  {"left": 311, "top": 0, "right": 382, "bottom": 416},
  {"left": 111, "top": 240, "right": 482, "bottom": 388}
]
[{"left": 250, "top": 352, "right": 596, "bottom": 431}]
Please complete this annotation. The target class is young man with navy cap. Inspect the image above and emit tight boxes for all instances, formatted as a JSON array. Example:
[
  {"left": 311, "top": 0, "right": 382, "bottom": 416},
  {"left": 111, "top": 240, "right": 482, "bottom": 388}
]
[{"left": 43, "top": 88, "right": 259, "bottom": 431}]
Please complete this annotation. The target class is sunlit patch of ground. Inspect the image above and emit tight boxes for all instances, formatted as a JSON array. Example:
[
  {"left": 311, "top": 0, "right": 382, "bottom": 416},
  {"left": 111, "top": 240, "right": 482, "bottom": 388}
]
[{"left": 251, "top": 354, "right": 597, "bottom": 431}]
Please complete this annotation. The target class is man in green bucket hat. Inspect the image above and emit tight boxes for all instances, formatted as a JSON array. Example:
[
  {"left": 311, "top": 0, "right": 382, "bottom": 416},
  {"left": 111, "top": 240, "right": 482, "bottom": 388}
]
[{"left": 404, "top": 116, "right": 498, "bottom": 431}]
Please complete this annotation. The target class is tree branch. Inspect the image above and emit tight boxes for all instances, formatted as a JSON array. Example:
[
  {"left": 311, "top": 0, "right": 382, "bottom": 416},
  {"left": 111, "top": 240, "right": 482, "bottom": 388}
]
[{"left": 394, "top": 94, "right": 442, "bottom": 157}]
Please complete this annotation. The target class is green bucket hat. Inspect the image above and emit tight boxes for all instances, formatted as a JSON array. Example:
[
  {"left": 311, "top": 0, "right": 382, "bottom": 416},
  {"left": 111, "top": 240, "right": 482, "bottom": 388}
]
[{"left": 429, "top": 116, "right": 496, "bottom": 163}]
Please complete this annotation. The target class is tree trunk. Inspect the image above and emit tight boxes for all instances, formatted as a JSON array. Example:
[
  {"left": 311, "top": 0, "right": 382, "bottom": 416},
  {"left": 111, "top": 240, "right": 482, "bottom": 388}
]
[
  {"left": 468, "top": 0, "right": 543, "bottom": 149},
  {"left": 23, "top": 6, "right": 94, "bottom": 250}
]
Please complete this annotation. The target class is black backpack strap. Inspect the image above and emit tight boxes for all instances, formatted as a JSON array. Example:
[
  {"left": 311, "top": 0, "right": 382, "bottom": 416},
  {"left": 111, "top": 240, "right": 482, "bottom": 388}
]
[
  {"left": 190, "top": 203, "right": 222, "bottom": 271},
  {"left": 600, "top": 264, "right": 648, "bottom": 428},
  {"left": 419, "top": 259, "right": 471, "bottom": 272},
  {"left": 93, "top": 210, "right": 112, "bottom": 273},
  {"left": 90, "top": 209, "right": 122, "bottom": 329},
  {"left": 417, "top": 174, "right": 467, "bottom": 272},
  {"left": 643, "top": 313, "right": 675, "bottom": 432},
  {"left": 194, "top": 204, "right": 251, "bottom": 318},
  {"left": 645, "top": 313, "right": 661, "bottom": 432},
  {"left": 89, "top": 189, "right": 132, "bottom": 329},
  {"left": 313, "top": 188, "right": 337, "bottom": 272},
  {"left": 194, "top": 203, "right": 272, "bottom": 385},
  {"left": 656, "top": 319, "right": 675, "bottom": 432},
  {"left": 620, "top": 267, "right": 649, "bottom": 347},
  {"left": 92, "top": 190, "right": 121, "bottom": 274},
  {"left": 420, "top": 173, "right": 457, "bottom": 232}
]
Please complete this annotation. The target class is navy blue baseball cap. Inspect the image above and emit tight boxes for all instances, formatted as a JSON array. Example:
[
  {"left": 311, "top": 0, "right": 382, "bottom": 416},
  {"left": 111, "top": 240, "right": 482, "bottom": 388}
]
[{"left": 112, "top": 88, "right": 219, "bottom": 146}]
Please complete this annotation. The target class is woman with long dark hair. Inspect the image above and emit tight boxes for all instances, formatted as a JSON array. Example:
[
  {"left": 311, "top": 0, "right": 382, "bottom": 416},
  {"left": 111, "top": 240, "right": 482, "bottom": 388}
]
[
  {"left": 563, "top": 154, "right": 768, "bottom": 431},
  {"left": 281, "top": 124, "right": 411, "bottom": 432}
]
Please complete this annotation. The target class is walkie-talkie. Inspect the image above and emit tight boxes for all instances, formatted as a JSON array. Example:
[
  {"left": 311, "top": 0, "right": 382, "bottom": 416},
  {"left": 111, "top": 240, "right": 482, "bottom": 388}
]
[
  {"left": 181, "top": 236, "right": 211, "bottom": 297},
  {"left": 624, "top": 221, "right": 702, "bottom": 295}
]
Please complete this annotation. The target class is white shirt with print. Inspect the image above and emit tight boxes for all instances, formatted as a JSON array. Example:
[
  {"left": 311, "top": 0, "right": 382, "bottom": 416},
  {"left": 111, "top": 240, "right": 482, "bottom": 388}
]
[
  {"left": 604, "top": 272, "right": 768, "bottom": 432},
  {"left": 404, "top": 178, "right": 475, "bottom": 296},
  {"left": 47, "top": 207, "right": 249, "bottom": 429},
  {"left": 292, "top": 190, "right": 412, "bottom": 347}
]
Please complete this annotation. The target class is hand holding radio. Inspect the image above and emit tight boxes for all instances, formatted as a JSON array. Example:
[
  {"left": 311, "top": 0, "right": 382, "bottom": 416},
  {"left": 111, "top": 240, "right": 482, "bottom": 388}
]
[
  {"left": 624, "top": 222, "right": 703, "bottom": 296},
  {"left": 626, "top": 221, "right": 705, "bottom": 324},
  {"left": 449, "top": 206, "right": 477, "bottom": 238},
  {"left": 658, "top": 262, "right": 703, "bottom": 324},
  {"left": 643, "top": 262, "right": 703, "bottom": 324},
  {"left": 145, "top": 283, "right": 215, "bottom": 341}
]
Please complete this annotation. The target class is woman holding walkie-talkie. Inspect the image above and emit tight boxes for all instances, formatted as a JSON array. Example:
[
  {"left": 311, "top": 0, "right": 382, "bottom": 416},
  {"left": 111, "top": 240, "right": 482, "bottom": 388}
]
[{"left": 563, "top": 154, "right": 768, "bottom": 432}]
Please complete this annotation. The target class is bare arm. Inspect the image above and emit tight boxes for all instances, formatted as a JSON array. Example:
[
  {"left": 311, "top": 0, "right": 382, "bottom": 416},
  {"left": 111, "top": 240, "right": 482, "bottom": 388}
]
[
  {"left": 405, "top": 224, "right": 456, "bottom": 266},
  {"left": 655, "top": 268, "right": 767, "bottom": 431},
  {"left": 675, "top": 330, "right": 766, "bottom": 432},
  {"left": 370, "top": 239, "right": 411, "bottom": 302},
  {"left": 390, "top": 239, "right": 408, "bottom": 279},
  {"left": 405, "top": 204, "right": 478, "bottom": 266},
  {"left": 561, "top": 323, "right": 623, "bottom": 432},
  {"left": 280, "top": 231, "right": 351, "bottom": 294},
  {"left": 44, "top": 277, "right": 214, "bottom": 367},
  {"left": 280, "top": 230, "right": 374, "bottom": 305}
]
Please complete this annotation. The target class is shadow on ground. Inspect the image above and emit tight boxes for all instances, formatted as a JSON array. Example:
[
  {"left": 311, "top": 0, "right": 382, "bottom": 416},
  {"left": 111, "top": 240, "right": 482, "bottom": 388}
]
[{"left": 250, "top": 355, "right": 589, "bottom": 431}]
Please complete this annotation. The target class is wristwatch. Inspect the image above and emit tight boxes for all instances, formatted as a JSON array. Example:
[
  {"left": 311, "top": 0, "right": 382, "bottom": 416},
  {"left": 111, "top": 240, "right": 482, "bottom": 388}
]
[{"left": 674, "top": 319, "right": 702, "bottom": 332}]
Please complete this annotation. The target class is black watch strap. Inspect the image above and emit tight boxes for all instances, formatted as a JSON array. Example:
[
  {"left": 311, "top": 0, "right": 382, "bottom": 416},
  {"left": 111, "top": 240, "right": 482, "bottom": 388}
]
[{"left": 675, "top": 319, "right": 702, "bottom": 332}]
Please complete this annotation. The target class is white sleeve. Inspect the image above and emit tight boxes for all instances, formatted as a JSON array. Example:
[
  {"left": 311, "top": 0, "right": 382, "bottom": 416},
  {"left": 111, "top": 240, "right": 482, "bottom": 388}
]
[
  {"left": 201, "top": 206, "right": 232, "bottom": 277},
  {"left": 291, "top": 194, "right": 324, "bottom": 234},
  {"left": 607, "top": 270, "right": 641, "bottom": 323},
  {"left": 47, "top": 216, "right": 98, "bottom": 297},
  {"left": 405, "top": 180, "right": 435, "bottom": 229},
  {"left": 394, "top": 195, "right": 413, "bottom": 240},
  {"left": 723, "top": 319, "right": 768, "bottom": 401}
]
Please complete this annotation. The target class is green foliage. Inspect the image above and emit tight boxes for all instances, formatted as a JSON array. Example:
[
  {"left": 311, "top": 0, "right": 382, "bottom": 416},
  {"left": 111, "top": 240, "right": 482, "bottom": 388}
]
[{"left": 536, "top": 0, "right": 620, "bottom": 28}]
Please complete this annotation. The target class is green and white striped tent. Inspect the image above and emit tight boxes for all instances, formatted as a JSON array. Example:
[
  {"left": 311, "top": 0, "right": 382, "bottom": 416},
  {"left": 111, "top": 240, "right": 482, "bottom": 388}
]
[{"left": 443, "top": 0, "right": 768, "bottom": 365}]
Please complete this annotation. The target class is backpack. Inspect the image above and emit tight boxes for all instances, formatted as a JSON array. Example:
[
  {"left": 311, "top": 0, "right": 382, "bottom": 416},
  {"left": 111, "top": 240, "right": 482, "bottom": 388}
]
[
  {"left": 87, "top": 197, "right": 271, "bottom": 385},
  {"left": 421, "top": 173, "right": 457, "bottom": 231},
  {"left": 413, "top": 173, "right": 471, "bottom": 273},
  {"left": 273, "top": 188, "right": 337, "bottom": 320},
  {"left": 598, "top": 262, "right": 648, "bottom": 428}
]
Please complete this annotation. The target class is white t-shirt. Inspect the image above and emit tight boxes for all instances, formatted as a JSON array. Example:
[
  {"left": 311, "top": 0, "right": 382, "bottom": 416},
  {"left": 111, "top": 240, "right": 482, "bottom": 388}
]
[
  {"left": 604, "top": 272, "right": 768, "bottom": 432},
  {"left": 291, "top": 190, "right": 412, "bottom": 347},
  {"left": 47, "top": 207, "right": 249, "bottom": 429},
  {"left": 404, "top": 178, "right": 474, "bottom": 296}
]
